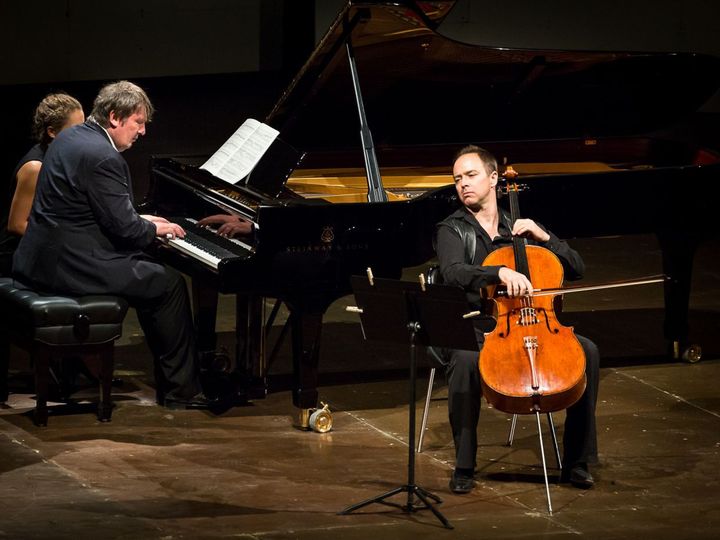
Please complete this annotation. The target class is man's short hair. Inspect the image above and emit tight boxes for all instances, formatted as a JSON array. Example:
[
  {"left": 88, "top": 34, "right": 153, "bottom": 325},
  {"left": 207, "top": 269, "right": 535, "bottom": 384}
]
[
  {"left": 453, "top": 145, "right": 498, "bottom": 176},
  {"left": 91, "top": 81, "right": 154, "bottom": 127},
  {"left": 33, "top": 93, "right": 82, "bottom": 145}
]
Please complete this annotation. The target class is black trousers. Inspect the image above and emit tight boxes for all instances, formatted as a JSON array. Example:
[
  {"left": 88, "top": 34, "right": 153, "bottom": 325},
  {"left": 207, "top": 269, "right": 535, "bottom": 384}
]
[
  {"left": 124, "top": 265, "right": 201, "bottom": 402},
  {"left": 446, "top": 329, "right": 600, "bottom": 471}
]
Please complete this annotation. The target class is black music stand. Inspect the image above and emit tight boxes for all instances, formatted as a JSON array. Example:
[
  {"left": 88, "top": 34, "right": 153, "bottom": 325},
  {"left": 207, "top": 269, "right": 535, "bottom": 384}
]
[{"left": 338, "top": 276, "right": 479, "bottom": 529}]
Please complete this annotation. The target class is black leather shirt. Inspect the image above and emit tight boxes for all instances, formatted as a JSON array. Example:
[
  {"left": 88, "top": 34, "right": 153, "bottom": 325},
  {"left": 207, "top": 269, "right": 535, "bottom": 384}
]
[{"left": 435, "top": 206, "right": 585, "bottom": 313}]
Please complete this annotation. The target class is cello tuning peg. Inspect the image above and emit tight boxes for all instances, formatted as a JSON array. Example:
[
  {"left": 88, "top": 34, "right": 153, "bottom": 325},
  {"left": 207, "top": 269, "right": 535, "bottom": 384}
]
[{"left": 504, "top": 164, "right": 519, "bottom": 180}]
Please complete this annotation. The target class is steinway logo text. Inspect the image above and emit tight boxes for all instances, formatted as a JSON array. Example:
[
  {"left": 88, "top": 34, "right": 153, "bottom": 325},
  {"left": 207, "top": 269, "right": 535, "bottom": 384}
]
[
  {"left": 285, "top": 243, "right": 369, "bottom": 253},
  {"left": 284, "top": 226, "right": 369, "bottom": 253}
]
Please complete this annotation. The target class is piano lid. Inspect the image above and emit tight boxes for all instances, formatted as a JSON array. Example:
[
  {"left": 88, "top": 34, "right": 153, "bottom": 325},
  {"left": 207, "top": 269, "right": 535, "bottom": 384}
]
[{"left": 266, "top": 0, "right": 720, "bottom": 151}]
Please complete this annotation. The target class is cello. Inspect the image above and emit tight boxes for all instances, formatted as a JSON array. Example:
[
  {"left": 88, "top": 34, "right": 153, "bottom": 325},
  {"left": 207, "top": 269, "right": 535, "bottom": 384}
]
[{"left": 478, "top": 166, "right": 587, "bottom": 415}]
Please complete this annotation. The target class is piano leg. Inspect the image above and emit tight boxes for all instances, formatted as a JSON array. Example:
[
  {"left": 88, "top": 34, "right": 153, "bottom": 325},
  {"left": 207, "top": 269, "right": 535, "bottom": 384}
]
[
  {"left": 290, "top": 311, "right": 322, "bottom": 413},
  {"left": 191, "top": 284, "right": 325, "bottom": 412},
  {"left": 234, "top": 294, "right": 267, "bottom": 399},
  {"left": 657, "top": 230, "right": 702, "bottom": 362}
]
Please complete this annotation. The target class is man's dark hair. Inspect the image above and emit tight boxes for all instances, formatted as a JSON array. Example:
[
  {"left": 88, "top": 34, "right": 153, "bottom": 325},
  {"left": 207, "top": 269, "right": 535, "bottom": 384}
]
[
  {"left": 453, "top": 145, "right": 498, "bottom": 176},
  {"left": 90, "top": 81, "right": 154, "bottom": 127}
]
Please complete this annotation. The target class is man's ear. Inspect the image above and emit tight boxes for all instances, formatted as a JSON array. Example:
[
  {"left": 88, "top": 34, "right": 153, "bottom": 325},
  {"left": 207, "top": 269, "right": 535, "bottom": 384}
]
[
  {"left": 108, "top": 111, "right": 121, "bottom": 128},
  {"left": 490, "top": 170, "right": 498, "bottom": 188},
  {"left": 46, "top": 126, "right": 57, "bottom": 139}
]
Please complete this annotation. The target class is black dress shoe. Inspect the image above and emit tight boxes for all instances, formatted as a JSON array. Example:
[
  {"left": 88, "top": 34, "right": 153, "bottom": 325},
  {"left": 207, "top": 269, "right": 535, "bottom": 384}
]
[
  {"left": 449, "top": 471, "right": 475, "bottom": 494},
  {"left": 163, "top": 392, "right": 219, "bottom": 410},
  {"left": 561, "top": 464, "right": 595, "bottom": 489}
]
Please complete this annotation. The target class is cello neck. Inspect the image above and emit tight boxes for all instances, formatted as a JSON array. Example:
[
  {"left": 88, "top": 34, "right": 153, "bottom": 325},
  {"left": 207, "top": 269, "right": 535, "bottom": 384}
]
[{"left": 506, "top": 179, "right": 531, "bottom": 279}]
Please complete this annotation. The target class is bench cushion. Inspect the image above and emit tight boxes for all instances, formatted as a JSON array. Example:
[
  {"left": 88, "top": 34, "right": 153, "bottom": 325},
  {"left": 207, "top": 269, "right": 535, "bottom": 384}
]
[{"left": 0, "top": 278, "right": 128, "bottom": 346}]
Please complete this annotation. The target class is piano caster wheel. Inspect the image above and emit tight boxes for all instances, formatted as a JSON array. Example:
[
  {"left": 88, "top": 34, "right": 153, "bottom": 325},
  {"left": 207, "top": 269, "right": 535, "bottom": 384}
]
[
  {"left": 296, "top": 402, "right": 333, "bottom": 433},
  {"left": 309, "top": 402, "right": 333, "bottom": 433},
  {"left": 672, "top": 341, "right": 702, "bottom": 363}
]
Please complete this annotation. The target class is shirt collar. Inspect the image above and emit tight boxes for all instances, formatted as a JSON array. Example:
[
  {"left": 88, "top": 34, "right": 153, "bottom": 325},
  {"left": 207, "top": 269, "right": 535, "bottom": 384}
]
[{"left": 88, "top": 116, "right": 118, "bottom": 152}]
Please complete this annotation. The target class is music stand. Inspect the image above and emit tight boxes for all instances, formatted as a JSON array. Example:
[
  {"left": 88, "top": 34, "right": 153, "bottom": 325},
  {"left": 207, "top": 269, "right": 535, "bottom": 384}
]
[{"left": 338, "top": 276, "right": 478, "bottom": 529}]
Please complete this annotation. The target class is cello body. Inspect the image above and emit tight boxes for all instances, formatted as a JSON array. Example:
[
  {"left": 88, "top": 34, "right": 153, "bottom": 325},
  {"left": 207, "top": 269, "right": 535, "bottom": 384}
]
[
  {"left": 478, "top": 177, "right": 586, "bottom": 415},
  {"left": 479, "top": 246, "right": 586, "bottom": 414}
]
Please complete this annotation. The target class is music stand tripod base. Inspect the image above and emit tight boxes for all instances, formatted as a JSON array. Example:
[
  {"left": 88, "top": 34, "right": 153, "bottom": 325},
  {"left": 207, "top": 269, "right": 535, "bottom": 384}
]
[
  {"left": 339, "top": 277, "right": 478, "bottom": 529},
  {"left": 337, "top": 323, "right": 452, "bottom": 529},
  {"left": 338, "top": 481, "right": 452, "bottom": 529}
]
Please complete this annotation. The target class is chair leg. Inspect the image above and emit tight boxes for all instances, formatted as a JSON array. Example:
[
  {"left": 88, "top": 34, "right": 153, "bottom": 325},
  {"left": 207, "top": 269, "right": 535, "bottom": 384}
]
[
  {"left": 547, "top": 412, "right": 562, "bottom": 471},
  {"left": 507, "top": 414, "right": 518, "bottom": 446},
  {"left": 97, "top": 347, "right": 114, "bottom": 422},
  {"left": 33, "top": 346, "right": 50, "bottom": 427},
  {"left": 535, "top": 411, "right": 553, "bottom": 515},
  {"left": 508, "top": 413, "right": 562, "bottom": 470},
  {"left": 417, "top": 367, "right": 436, "bottom": 453}
]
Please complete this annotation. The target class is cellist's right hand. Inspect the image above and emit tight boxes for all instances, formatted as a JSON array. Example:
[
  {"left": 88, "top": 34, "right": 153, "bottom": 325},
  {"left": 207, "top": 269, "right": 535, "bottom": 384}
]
[{"left": 498, "top": 267, "right": 534, "bottom": 297}]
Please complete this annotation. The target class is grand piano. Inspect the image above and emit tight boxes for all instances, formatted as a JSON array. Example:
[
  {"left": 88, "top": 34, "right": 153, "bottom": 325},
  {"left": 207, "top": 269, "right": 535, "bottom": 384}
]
[{"left": 143, "top": 0, "right": 720, "bottom": 420}]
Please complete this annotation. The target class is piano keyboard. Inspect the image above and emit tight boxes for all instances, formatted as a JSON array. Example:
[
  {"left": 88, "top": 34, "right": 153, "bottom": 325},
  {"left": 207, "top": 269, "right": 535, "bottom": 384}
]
[{"left": 164, "top": 217, "right": 253, "bottom": 270}]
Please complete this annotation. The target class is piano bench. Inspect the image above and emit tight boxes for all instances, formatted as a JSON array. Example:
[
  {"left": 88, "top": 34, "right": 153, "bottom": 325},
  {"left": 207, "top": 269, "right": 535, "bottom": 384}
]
[{"left": 0, "top": 278, "right": 128, "bottom": 426}]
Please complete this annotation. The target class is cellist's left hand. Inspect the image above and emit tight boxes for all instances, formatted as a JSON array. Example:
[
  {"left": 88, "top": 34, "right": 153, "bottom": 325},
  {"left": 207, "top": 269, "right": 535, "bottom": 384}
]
[{"left": 512, "top": 219, "right": 550, "bottom": 243}]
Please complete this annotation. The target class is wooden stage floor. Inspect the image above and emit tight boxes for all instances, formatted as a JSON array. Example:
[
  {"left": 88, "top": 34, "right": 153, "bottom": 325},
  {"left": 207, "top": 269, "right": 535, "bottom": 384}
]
[{"left": 1, "top": 234, "right": 719, "bottom": 539}]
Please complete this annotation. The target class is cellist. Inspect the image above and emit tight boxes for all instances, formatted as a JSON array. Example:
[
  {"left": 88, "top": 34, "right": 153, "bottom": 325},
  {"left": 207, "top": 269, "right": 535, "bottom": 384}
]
[{"left": 435, "top": 145, "right": 600, "bottom": 494}]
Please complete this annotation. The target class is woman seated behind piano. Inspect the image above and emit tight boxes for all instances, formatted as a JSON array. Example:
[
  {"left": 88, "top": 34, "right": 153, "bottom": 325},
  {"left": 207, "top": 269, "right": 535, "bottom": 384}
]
[{"left": 0, "top": 93, "right": 84, "bottom": 275}]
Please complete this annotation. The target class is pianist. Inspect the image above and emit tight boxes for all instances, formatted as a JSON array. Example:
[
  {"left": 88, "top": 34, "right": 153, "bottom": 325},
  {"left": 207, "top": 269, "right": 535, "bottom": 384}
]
[
  {"left": 13, "top": 81, "right": 216, "bottom": 410},
  {"left": 434, "top": 145, "right": 600, "bottom": 494}
]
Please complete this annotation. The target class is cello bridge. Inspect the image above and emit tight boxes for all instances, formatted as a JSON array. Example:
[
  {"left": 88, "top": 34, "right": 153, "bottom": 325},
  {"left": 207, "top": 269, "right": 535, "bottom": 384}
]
[{"left": 517, "top": 306, "right": 538, "bottom": 326}]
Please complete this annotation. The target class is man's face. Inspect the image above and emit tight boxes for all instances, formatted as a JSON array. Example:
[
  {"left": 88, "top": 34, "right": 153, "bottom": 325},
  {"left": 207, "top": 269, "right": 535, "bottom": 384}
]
[
  {"left": 452, "top": 153, "right": 497, "bottom": 210},
  {"left": 107, "top": 108, "right": 147, "bottom": 152}
]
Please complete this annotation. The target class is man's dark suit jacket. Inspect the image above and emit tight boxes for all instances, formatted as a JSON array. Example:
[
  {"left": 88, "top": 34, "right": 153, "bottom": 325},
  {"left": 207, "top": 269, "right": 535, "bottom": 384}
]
[{"left": 13, "top": 120, "right": 164, "bottom": 299}]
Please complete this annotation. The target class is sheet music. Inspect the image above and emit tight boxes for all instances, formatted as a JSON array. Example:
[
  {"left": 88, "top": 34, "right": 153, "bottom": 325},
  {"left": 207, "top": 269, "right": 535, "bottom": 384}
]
[{"left": 200, "top": 118, "right": 279, "bottom": 184}]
